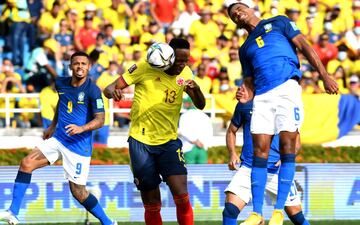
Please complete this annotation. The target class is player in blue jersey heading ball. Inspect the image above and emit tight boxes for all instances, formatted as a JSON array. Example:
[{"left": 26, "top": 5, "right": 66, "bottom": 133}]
[
  {"left": 0, "top": 52, "right": 117, "bottom": 225},
  {"left": 222, "top": 101, "right": 310, "bottom": 225},
  {"left": 226, "top": 0, "right": 338, "bottom": 225}
]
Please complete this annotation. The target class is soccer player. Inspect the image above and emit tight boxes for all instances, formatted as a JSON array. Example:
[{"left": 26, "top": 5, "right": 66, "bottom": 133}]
[
  {"left": 0, "top": 52, "right": 117, "bottom": 225},
  {"left": 226, "top": 1, "right": 338, "bottom": 225},
  {"left": 104, "top": 38, "right": 205, "bottom": 225},
  {"left": 222, "top": 101, "right": 310, "bottom": 225}
]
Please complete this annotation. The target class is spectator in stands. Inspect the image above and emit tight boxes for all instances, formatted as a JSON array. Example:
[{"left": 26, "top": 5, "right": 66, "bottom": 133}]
[
  {"left": 172, "top": 0, "right": 200, "bottom": 36},
  {"left": 343, "top": 20, "right": 360, "bottom": 59},
  {"left": 312, "top": 33, "right": 338, "bottom": 67},
  {"left": 17, "top": 84, "right": 40, "bottom": 128},
  {"left": 129, "top": 0, "right": 150, "bottom": 43},
  {"left": 87, "top": 32, "right": 119, "bottom": 69},
  {"left": 216, "top": 67, "right": 235, "bottom": 94},
  {"left": 178, "top": 97, "right": 213, "bottom": 164},
  {"left": 39, "top": 80, "right": 58, "bottom": 129},
  {"left": 102, "top": 0, "right": 132, "bottom": 38},
  {"left": 189, "top": 7, "right": 221, "bottom": 51},
  {"left": 38, "top": 1, "right": 64, "bottom": 39},
  {"left": 65, "top": 8, "right": 79, "bottom": 32},
  {"left": 349, "top": 75, "right": 360, "bottom": 97},
  {"left": 103, "top": 24, "right": 115, "bottom": 47},
  {"left": 139, "top": 21, "right": 166, "bottom": 48},
  {"left": 83, "top": 3, "right": 101, "bottom": 29},
  {"left": 150, "top": 0, "right": 179, "bottom": 33},
  {"left": 323, "top": 19, "right": 341, "bottom": 44},
  {"left": 88, "top": 49, "right": 105, "bottom": 82},
  {"left": 194, "top": 63, "right": 212, "bottom": 94},
  {"left": 225, "top": 47, "right": 242, "bottom": 86},
  {"left": 54, "top": 19, "right": 74, "bottom": 56},
  {"left": 5, "top": 0, "right": 31, "bottom": 67},
  {"left": 74, "top": 15, "right": 99, "bottom": 51},
  {"left": 327, "top": 45, "right": 354, "bottom": 80},
  {"left": 0, "top": 58, "right": 24, "bottom": 92},
  {"left": 0, "top": 59, "right": 25, "bottom": 128},
  {"left": 285, "top": 7, "right": 301, "bottom": 23},
  {"left": 25, "top": 38, "right": 59, "bottom": 92},
  {"left": 94, "top": 61, "right": 121, "bottom": 146},
  {"left": 27, "top": 0, "right": 43, "bottom": 51}
]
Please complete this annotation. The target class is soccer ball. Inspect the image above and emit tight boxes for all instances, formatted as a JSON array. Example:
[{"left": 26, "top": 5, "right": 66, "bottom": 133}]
[{"left": 146, "top": 42, "right": 175, "bottom": 70}]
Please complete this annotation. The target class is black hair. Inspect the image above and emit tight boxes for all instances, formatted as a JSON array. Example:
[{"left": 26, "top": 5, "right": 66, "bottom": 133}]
[
  {"left": 70, "top": 51, "right": 90, "bottom": 63},
  {"left": 169, "top": 38, "right": 190, "bottom": 50},
  {"left": 227, "top": 2, "right": 249, "bottom": 16}
]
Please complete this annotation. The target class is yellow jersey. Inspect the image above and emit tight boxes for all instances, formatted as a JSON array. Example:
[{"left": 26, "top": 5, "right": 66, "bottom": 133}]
[{"left": 122, "top": 61, "right": 193, "bottom": 145}]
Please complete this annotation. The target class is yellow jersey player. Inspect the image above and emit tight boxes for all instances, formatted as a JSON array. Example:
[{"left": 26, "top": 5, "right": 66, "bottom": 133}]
[{"left": 104, "top": 38, "right": 205, "bottom": 225}]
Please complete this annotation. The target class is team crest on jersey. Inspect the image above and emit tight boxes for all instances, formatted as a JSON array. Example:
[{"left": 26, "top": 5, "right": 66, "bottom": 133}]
[
  {"left": 176, "top": 77, "right": 185, "bottom": 86},
  {"left": 128, "top": 64, "right": 137, "bottom": 73},
  {"left": 78, "top": 92, "right": 85, "bottom": 103},
  {"left": 264, "top": 23, "right": 272, "bottom": 33}
]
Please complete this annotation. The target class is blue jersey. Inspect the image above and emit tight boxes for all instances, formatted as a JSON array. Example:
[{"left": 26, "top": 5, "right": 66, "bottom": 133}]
[
  {"left": 54, "top": 33, "right": 73, "bottom": 47},
  {"left": 53, "top": 77, "right": 105, "bottom": 156},
  {"left": 239, "top": 16, "right": 302, "bottom": 95},
  {"left": 231, "top": 102, "right": 280, "bottom": 173}
]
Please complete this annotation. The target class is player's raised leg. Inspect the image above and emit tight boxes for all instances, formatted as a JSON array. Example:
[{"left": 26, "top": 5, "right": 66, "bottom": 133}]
[
  {"left": 0, "top": 148, "right": 49, "bottom": 225},
  {"left": 69, "top": 182, "right": 116, "bottom": 225}
]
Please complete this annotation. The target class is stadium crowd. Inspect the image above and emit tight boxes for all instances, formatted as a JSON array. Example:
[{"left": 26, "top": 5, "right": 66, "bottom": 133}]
[{"left": 0, "top": 0, "right": 360, "bottom": 128}]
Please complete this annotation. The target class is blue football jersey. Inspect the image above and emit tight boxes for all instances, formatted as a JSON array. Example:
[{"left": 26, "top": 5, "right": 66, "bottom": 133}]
[
  {"left": 53, "top": 77, "right": 105, "bottom": 156},
  {"left": 239, "top": 16, "right": 302, "bottom": 95},
  {"left": 231, "top": 102, "right": 280, "bottom": 173}
]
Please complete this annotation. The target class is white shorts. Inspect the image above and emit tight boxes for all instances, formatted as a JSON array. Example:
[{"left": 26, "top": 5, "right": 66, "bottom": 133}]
[
  {"left": 37, "top": 137, "right": 91, "bottom": 185},
  {"left": 251, "top": 79, "right": 304, "bottom": 135},
  {"left": 224, "top": 166, "right": 301, "bottom": 207}
]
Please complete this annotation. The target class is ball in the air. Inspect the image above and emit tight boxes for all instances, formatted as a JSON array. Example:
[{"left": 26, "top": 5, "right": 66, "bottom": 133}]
[{"left": 146, "top": 42, "right": 175, "bottom": 71}]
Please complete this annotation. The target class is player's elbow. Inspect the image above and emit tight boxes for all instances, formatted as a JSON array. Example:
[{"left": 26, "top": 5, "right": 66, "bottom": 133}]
[
  {"left": 103, "top": 86, "right": 112, "bottom": 99},
  {"left": 196, "top": 101, "right": 206, "bottom": 110}
]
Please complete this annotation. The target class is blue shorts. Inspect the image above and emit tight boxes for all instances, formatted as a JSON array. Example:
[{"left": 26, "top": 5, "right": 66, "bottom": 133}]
[{"left": 128, "top": 136, "right": 187, "bottom": 191}]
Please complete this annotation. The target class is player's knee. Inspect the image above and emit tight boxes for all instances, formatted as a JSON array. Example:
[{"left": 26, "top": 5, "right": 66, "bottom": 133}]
[
  {"left": 222, "top": 202, "right": 240, "bottom": 219},
  {"left": 70, "top": 185, "right": 88, "bottom": 202},
  {"left": 20, "top": 157, "right": 36, "bottom": 173},
  {"left": 136, "top": 177, "right": 161, "bottom": 192}
]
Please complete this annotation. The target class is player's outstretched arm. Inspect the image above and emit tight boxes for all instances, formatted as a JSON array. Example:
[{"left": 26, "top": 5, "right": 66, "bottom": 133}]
[
  {"left": 65, "top": 112, "right": 105, "bottom": 136},
  {"left": 103, "top": 76, "right": 127, "bottom": 100},
  {"left": 292, "top": 34, "right": 338, "bottom": 94},
  {"left": 185, "top": 79, "right": 206, "bottom": 110},
  {"left": 43, "top": 102, "right": 59, "bottom": 139},
  {"left": 226, "top": 123, "right": 240, "bottom": 170}
]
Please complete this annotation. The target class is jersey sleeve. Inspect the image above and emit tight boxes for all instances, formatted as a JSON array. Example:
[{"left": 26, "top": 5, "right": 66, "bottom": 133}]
[
  {"left": 121, "top": 61, "right": 146, "bottom": 86},
  {"left": 278, "top": 16, "right": 301, "bottom": 40},
  {"left": 89, "top": 83, "right": 105, "bottom": 114},
  {"left": 230, "top": 103, "right": 243, "bottom": 128}
]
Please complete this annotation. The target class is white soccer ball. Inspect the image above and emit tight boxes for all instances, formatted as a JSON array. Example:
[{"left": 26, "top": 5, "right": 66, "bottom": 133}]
[{"left": 146, "top": 42, "right": 175, "bottom": 71}]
